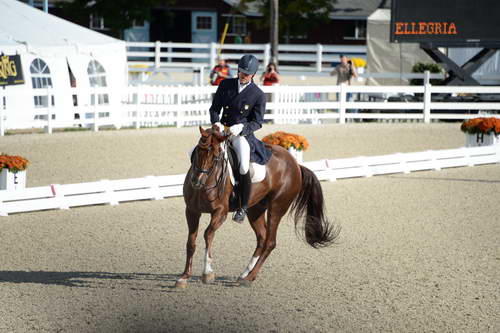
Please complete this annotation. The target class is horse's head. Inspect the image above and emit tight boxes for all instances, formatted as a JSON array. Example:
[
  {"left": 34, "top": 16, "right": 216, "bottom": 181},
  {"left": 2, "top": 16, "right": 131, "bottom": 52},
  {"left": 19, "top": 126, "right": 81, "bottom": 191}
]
[{"left": 190, "top": 125, "right": 229, "bottom": 189}]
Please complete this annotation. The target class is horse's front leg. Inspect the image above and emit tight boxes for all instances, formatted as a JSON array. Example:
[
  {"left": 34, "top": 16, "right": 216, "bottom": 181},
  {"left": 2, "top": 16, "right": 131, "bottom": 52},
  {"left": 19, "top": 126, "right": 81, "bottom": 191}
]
[
  {"left": 202, "top": 207, "right": 227, "bottom": 284},
  {"left": 239, "top": 205, "right": 267, "bottom": 280},
  {"left": 175, "top": 207, "right": 201, "bottom": 288},
  {"left": 239, "top": 203, "right": 288, "bottom": 286}
]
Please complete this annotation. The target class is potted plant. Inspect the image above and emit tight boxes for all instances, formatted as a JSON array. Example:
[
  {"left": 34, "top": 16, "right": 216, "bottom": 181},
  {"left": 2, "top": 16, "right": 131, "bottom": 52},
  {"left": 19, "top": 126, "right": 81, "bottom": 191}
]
[
  {"left": 0, "top": 154, "right": 29, "bottom": 191},
  {"left": 262, "top": 131, "right": 309, "bottom": 163},
  {"left": 460, "top": 117, "right": 500, "bottom": 147}
]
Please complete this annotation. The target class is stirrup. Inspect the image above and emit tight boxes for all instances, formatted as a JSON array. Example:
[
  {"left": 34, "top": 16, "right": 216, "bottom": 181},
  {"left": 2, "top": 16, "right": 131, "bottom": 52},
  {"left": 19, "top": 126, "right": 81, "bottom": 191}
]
[{"left": 233, "top": 208, "right": 247, "bottom": 223}]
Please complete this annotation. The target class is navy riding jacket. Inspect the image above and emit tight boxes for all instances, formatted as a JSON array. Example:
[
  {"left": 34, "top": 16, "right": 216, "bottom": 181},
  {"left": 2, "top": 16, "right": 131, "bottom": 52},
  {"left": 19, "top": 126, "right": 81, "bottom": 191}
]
[{"left": 209, "top": 78, "right": 272, "bottom": 165}]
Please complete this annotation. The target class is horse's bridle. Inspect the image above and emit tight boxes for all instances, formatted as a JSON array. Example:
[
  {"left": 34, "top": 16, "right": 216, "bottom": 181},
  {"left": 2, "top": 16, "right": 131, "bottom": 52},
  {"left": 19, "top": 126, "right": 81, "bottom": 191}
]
[
  {"left": 191, "top": 142, "right": 229, "bottom": 198},
  {"left": 192, "top": 145, "right": 223, "bottom": 178}
]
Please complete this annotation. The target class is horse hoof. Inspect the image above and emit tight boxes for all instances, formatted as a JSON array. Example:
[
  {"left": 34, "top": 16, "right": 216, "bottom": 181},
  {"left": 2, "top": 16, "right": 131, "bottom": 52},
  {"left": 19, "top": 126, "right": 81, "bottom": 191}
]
[
  {"left": 202, "top": 273, "right": 215, "bottom": 284},
  {"left": 175, "top": 279, "right": 188, "bottom": 289},
  {"left": 237, "top": 279, "right": 252, "bottom": 288}
]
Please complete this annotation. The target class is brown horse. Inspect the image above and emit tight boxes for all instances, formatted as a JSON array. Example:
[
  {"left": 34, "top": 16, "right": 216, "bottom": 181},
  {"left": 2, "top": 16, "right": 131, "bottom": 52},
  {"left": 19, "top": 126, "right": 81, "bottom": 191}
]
[{"left": 176, "top": 126, "right": 339, "bottom": 288}]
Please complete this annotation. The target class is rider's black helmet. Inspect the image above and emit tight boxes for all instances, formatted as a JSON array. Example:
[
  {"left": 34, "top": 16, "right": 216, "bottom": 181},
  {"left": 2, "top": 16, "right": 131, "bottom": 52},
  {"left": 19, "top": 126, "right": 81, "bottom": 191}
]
[{"left": 238, "top": 54, "right": 259, "bottom": 75}]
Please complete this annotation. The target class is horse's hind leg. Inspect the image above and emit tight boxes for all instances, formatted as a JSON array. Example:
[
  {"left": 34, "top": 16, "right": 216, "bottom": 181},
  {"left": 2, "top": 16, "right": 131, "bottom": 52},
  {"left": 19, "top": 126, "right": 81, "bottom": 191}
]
[
  {"left": 202, "top": 208, "right": 227, "bottom": 284},
  {"left": 175, "top": 208, "right": 201, "bottom": 288},
  {"left": 239, "top": 204, "right": 267, "bottom": 280}
]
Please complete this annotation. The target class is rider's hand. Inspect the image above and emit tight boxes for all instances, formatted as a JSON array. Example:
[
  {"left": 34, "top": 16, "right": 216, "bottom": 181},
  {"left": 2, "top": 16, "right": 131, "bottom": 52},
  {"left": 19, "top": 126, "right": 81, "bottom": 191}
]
[
  {"left": 213, "top": 122, "right": 224, "bottom": 133},
  {"left": 229, "top": 123, "right": 244, "bottom": 136}
]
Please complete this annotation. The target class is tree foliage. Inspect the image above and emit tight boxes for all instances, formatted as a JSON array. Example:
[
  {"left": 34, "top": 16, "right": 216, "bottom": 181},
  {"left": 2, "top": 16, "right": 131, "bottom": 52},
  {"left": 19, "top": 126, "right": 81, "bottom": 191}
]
[
  {"left": 410, "top": 62, "right": 443, "bottom": 86},
  {"left": 240, "top": 0, "right": 336, "bottom": 42},
  {"left": 57, "top": 0, "right": 176, "bottom": 39}
]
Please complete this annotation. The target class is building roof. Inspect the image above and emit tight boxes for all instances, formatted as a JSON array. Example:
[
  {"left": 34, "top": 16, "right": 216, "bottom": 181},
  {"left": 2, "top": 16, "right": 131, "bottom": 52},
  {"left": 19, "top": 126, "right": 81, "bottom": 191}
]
[
  {"left": 331, "top": 0, "right": 390, "bottom": 20},
  {"left": 222, "top": 0, "right": 261, "bottom": 17},
  {"left": 224, "top": 0, "right": 390, "bottom": 20},
  {"left": 0, "top": 0, "right": 121, "bottom": 53}
]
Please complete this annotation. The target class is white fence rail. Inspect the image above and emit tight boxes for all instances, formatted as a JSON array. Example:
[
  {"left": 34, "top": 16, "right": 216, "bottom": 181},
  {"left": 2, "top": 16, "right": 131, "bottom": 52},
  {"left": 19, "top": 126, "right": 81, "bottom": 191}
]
[
  {"left": 120, "top": 84, "right": 500, "bottom": 128},
  {"left": 1, "top": 145, "right": 499, "bottom": 216},
  {"left": 2, "top": 84, "right": 500, "bottom": 134},
  {"left": 127, "top": 42, "right": 367, "bottom": 73}
]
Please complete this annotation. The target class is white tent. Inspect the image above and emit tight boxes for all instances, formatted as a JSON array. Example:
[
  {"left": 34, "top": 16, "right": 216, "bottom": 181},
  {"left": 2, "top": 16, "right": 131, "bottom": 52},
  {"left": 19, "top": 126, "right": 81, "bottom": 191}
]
[
  {"left": 366, "top": 8, "right": 433, "bottom": 85},
  {"left": 0, "top": 0, "right": 127, "bottom": 129}
]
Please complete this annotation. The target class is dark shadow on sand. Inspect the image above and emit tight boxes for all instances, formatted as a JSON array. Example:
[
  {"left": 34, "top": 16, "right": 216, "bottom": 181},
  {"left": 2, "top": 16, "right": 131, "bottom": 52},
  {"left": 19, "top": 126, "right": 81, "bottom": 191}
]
[{"left": 0, "top": 270, "right": 240, "bottom": 289}]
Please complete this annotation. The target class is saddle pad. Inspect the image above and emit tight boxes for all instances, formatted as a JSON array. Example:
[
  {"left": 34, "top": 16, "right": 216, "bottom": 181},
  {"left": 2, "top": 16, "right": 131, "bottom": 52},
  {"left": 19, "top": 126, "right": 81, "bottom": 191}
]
[
  {"left": 222, "top": 142, "right": 266, "bottom": 184},
  {"left": 227, "top": 161, "right": 266, "bottom": 185},
  {"left": 189, "top": 143, "right": 266, "bottom": 185}
]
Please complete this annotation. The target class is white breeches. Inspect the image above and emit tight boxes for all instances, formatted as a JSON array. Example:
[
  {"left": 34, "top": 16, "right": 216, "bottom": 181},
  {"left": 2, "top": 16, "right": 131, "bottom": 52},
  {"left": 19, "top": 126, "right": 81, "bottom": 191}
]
[{"left": 230, "top": 135, "right": 250, "bottom": 174}]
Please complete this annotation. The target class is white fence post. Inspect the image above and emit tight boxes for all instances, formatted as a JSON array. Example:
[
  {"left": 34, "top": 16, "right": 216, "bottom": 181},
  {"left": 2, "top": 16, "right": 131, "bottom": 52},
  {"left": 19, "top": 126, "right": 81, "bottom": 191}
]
[
  {"left": 176, "top": 91, "right": 183, "bottom": 128},
  {"left": 45, "top": 86, "right": 52, "bottom": 134},
  {"left": 423, "top": 83, "right": 432, "bottom": 124},
  {"left": 197, "top": 65, "right": 204, "bottom": 86},
  {"left": 316, "top": 43, "right": 323, "bottom": 73},
  {"left": 264, "top": 43, "right": 271, "bottom": 67},
  {"left": 135, "top": 87, "right": 141, "bottom": 129},
  {"left": 424, "top": 70, "right": 431, "bottom": 85},
  {"left": 154, "top": 40, "right": 161, "bottom": 68},
  {"left": 210, "top": 42, "right": 217, "bottom": 70},
  {"left": 0, "top": 88, "right": 4, "bottom": 136},
  {"left": 167, "top": 41, "right": 172, "bottom": 62},
  {"left": 339, "top": 83, "right": 346, "bottom": 124}
]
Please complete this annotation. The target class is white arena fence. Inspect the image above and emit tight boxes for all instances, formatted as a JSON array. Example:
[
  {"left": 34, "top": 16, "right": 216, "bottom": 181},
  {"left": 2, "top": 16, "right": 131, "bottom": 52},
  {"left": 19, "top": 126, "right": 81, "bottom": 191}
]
[
  {"left": 2, "top": 84, "right": 500, "bottom": 135},
  {"left": 1, "top": 144, "right": 499, "bottom": 216},
  {"left": 127, "top": 42, "right": 367, "bottom": 73}
]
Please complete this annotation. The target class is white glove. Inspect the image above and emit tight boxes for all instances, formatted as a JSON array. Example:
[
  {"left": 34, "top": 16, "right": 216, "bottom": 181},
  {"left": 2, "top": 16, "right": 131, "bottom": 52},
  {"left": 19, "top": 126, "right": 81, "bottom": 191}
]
[
  {"left": 229, "top": 123, "right": 244, "bottom": 136},
  {"left": 213, "top": 122, "right": 224, "bottom": 133}
]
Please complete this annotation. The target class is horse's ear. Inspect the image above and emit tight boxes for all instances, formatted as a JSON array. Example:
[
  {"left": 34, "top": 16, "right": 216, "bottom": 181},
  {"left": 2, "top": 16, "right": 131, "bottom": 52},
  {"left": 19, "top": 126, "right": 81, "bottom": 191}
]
[{"left": 199, "top": 126, "right": 205, "bottom": 135}]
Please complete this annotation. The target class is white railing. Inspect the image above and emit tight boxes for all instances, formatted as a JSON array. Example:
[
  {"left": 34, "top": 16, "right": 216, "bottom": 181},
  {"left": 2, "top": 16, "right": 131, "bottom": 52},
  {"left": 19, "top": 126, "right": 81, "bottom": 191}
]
[
  {"left": 120, "top": 84, "right": 500, "bottom": 128},
  {"left": 1, "top": 144, "right": 499, "bottom": 216},
  {"left": 2, "top": 84, "right": 500, "bottom": 134},
  {"left": 127, "top": 42, "right": 367, "bottom": 73}
]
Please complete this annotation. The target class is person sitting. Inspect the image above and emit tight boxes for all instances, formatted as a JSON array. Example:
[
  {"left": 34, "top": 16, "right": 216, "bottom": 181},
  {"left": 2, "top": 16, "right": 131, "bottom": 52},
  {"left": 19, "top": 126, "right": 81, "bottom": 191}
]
[
  {"left": 209, "top": 54, "right": 272, "bottom": 223},
  {"left": 209, "top": 57, "right": 231, "bottom": 86}
]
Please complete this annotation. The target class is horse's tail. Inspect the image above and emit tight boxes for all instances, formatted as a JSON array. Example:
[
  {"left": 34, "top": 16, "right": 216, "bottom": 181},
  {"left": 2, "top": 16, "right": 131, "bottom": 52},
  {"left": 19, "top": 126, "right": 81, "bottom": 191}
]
[{"left": 291, "top": 165, "right": 340, "bottom": 248}]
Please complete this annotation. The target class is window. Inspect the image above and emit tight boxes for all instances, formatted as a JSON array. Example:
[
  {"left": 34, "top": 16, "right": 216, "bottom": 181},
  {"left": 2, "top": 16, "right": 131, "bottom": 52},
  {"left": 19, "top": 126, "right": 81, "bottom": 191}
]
[
  {"left": 196, "top": 16, "right": 212, "bottom": 30},
  {"left": 222, "top": 15, "right": 247, "bottom": 36},
  {"left": 67, "top": 61, "right": 78, "bottom": 107},
  {"left": 87, "top": 60, "right": 109, "bottom": 105},
  {"left": 30, "top": 58, "right": 54, "bottom": 108},
  {"left": 344, "top": 20, "right": 367, "bottom": 40}
]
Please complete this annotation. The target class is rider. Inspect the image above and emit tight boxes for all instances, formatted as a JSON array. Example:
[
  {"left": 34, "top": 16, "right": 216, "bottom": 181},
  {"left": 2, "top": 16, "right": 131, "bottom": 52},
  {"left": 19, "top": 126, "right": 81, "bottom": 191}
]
[{"left": 209, "top": 54, "right": 272, "bottom": 223}]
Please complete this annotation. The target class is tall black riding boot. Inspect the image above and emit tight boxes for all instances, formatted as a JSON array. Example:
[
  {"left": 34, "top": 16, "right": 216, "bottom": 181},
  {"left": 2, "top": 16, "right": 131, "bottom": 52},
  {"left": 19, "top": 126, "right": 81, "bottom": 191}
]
[{"left": 233, "top": 171, "right": 251, "bottom": 223}]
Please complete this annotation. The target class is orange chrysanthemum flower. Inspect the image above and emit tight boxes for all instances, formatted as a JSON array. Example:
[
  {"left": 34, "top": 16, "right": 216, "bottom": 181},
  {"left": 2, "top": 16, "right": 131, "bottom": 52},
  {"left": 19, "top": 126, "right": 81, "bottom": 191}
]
[
  {"left": 461, "top": 117, "right": 500, "bottom": 135},
  {"left": 262, "top": 132, "right": 310, "bottom": 151},
  {"left": 0, "top": 154, "right": 30, "bottom": 173}
]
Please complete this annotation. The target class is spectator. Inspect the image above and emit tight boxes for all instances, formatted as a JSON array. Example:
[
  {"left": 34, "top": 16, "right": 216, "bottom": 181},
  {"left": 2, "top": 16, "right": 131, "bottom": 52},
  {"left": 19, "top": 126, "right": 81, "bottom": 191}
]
[
  {"left": 330, "top": 54, "right": 359, "bottom": 119},
  {"left": 260, "top": 63, "right": 280, "bottom": 86},
  {"left": 331, "top": 54, "right": 357, "bottom": 85},
  {"left": 209, "top": 57, "right": 231, "bottom": 86}
]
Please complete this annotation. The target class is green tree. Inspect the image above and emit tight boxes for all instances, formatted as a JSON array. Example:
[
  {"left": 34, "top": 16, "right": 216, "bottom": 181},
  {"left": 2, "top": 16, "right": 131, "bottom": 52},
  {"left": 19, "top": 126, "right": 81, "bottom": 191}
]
[
  {"left": 240, "top": 0, "right": 336, "bottom": 43},
  {"left": 57, "top": 0, "right": 176, "bottom": 39}
]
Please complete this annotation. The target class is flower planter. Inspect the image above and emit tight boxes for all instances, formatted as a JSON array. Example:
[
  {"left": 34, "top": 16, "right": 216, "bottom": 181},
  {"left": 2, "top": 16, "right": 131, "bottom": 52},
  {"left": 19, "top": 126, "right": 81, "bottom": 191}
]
[
  {"left": 465, "top": 133, "right": 500, "bottom": 147},
  {"left": 0, "top": 169, "right": 26, "bottom": 191},
  {"left": 288, "top": 147, "right": 303, "bottom": 163}
]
